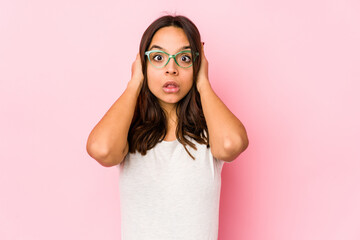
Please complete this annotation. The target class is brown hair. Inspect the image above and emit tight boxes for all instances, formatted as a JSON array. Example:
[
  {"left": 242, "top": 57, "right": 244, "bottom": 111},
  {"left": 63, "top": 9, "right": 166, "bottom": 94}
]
[{"left": 128, "top": 14, "right": 209, "bottom": 160}]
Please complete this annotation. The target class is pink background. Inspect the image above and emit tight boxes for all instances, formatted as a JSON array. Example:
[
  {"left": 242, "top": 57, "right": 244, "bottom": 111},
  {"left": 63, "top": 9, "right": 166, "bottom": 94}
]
[{"left": 1, "top": 0, "right": 359, "bottom": 239}]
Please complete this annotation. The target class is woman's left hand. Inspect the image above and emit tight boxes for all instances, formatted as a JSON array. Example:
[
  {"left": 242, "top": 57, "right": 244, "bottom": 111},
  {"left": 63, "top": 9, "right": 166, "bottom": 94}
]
[{"left": 196, "top": 42, "right": 210, "bottom": 93}]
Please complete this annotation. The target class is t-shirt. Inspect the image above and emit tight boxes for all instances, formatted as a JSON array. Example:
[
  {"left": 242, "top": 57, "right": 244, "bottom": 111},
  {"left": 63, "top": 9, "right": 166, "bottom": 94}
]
[{"left": 117, "top": 137, "right": 226, "bottom": 240}]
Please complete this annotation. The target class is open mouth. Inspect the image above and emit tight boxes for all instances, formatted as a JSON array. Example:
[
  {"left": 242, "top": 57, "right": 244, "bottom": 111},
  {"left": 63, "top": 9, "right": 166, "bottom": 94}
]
[{"left": 163, "top": 81, "right": 179, "bottom": 93}]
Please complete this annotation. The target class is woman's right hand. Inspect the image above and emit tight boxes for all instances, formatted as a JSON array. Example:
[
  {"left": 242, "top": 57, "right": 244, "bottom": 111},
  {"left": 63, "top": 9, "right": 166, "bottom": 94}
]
[{"left": 130, "top": 53, "right": 144, "bottom": 87}]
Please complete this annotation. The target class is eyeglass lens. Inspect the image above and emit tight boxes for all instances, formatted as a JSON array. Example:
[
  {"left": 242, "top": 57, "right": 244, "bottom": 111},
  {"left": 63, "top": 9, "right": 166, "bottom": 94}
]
[{"left": 148, "top": 51, "right": 194, "bottom": 68}]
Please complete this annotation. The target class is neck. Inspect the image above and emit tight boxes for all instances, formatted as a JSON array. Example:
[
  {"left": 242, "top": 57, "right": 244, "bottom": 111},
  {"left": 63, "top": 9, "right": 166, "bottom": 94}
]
[{"left": 159, "top": 102, "right": 178, "bottom": 128}]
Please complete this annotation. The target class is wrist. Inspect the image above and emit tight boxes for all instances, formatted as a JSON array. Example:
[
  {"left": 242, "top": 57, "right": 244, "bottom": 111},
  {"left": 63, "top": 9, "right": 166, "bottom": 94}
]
[
  {"left": 127, "top": 77, "right": 143, "bottom": 96},
  {"left": 197, "top": 78, "right": 211, "bottom": 94}
]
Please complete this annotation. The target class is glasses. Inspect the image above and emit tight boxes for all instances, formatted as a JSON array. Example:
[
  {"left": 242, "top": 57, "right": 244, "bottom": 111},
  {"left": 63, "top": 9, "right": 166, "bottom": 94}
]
[{"left": 145, "top": 50, "right": 199, "bottom": 69}]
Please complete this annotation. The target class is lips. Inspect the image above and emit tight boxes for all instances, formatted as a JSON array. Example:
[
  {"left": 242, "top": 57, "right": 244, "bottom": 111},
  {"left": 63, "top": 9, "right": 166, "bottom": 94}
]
[
  {"left": 163, "top": 81, "right": 179, "bottom": 88},
  {"left": 163, "top": 81, "right": 180, "bottom": 93}
]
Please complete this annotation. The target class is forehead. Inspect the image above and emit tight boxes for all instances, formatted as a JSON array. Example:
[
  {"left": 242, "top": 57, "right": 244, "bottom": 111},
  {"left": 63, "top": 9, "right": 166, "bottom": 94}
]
[{"left": 149, "top": 26, "right": 190, "bottom": 52}]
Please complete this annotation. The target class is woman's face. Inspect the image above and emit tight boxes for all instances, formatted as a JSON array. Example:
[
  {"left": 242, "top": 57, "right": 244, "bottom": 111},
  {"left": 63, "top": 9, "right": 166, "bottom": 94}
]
[{"left": 146, "top": 26, "right": 194, "bottom": 111}]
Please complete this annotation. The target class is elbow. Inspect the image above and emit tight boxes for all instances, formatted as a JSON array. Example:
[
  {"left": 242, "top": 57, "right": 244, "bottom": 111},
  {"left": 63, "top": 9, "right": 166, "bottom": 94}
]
[
  {"left": 215, "top": 135, "right": 249, "bottom": 162},
  {"left": 86, "top": 141, "right": 109, "bottom": 166},
  {"left": 238, "top": 134, "right": 249, "bottom": 154},
  {"left": 86, "top": 141, "right": 121, "bottom": 168}
]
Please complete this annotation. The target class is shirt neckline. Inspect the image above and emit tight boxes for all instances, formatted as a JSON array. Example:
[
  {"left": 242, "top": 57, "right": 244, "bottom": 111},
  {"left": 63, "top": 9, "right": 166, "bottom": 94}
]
[{"left": 161, "top": 139, "right": 178, "bottom": 143}]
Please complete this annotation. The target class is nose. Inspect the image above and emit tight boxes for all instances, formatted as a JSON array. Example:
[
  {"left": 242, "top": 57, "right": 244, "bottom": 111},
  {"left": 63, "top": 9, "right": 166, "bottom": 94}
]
[{"left": 165, "top": 57, "right": 178, "bottom": 75}]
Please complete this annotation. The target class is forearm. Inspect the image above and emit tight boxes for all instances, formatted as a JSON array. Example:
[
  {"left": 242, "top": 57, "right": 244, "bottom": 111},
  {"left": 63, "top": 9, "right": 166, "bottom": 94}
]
[
  {"left": 198, "top": 80, "right": 249, "bottom": 161},
  {"left": 86, "top": 79, "right": 142, "bottom": 166}
]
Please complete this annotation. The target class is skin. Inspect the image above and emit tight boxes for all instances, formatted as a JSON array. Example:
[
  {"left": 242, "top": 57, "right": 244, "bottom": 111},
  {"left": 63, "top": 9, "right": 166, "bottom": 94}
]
[
  {"left": 145, "top": 26, "right": 194, "bottom": 140},
  {"left": 87, "top": 25, "right": 249, "bottom": 167},
  {"left": 147, "top": 27, "right": 194, "bottom": 111}
]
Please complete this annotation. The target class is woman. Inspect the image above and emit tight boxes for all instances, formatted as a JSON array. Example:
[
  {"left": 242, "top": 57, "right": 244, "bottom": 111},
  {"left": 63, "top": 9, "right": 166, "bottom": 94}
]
[{"left": 87, "top": 14, "right": 249, "bottom": 240}]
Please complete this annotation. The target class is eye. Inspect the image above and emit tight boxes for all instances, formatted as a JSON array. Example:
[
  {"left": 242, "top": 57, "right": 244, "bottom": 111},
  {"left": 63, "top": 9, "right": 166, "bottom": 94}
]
[
  {"left": 180, "top": 54, "right": 192, "bottom": 62},
  {"left": 153, "top": 54, "right": 163, "bottom": 61}
]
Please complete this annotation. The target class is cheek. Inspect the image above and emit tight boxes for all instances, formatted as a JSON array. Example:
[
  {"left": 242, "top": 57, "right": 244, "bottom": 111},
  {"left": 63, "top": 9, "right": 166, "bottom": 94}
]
[
  {"left": 146, "top": 69, "right": 160, "bottom": 93},
  {"left": 185, "top": 71, "right": 194, "bottom": 87}
]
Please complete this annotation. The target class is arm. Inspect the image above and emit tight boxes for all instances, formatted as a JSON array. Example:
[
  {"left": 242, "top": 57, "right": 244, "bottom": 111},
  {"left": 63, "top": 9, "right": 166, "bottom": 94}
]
[
  {"left": 197, "top": 44, "right": 249, "bottom": 162},
  {"left": 86, "top": 54, "right": 144, "bottom": 167}
]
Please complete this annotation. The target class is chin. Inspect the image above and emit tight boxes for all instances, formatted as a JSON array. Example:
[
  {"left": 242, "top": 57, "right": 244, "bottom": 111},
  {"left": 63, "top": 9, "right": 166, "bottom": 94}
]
[
  {"left": 157, "top": 95, "right": 184, "bottom": 105},
  {"left": 161, "top": 98, "right": 180, "bottom": 104}
]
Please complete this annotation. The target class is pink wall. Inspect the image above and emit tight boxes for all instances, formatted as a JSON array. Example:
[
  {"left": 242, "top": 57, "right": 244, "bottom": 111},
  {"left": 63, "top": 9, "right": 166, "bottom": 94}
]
[{"left": 1, "top": 0, "right": 359, "bottom": 239}]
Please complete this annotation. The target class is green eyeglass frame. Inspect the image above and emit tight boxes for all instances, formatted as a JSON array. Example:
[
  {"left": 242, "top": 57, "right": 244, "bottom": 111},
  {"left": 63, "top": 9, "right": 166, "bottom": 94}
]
[{"left": 145, "top": 50, "right": 200, "bottom": 69}]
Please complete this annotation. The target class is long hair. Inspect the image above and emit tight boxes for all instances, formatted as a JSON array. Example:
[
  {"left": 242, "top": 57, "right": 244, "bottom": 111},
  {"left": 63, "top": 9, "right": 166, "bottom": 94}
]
[{"left": 128, "top": 14, "right": 209, "bottom": 160}]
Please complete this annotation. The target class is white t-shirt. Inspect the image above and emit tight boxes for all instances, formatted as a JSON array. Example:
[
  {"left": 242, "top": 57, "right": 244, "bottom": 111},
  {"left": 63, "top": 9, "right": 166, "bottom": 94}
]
[{"left": 117, "top": 137, "right": 225, "bottom": 240}]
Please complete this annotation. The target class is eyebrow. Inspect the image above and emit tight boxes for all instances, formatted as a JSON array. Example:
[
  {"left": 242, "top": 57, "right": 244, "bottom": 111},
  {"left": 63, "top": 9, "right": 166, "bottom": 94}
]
[{"left": 148, "top": 44, "right": 191, "bottom": 52}]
